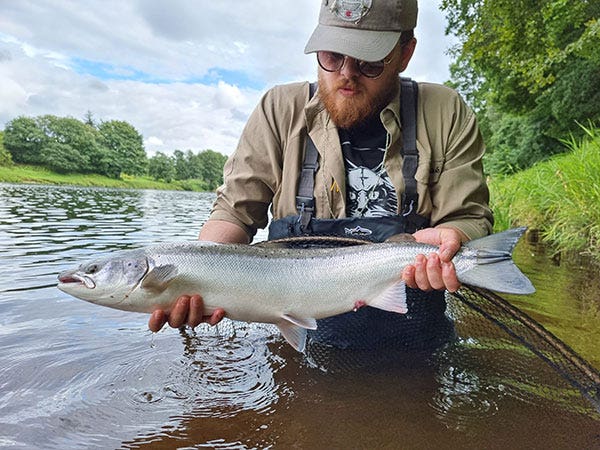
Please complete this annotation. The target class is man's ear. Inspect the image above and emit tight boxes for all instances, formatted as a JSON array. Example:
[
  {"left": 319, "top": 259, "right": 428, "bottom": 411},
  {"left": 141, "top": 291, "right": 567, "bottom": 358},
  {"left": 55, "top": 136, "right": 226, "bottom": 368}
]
[{"left": 399, "top": 38, "right": 416, "bottom": 72}]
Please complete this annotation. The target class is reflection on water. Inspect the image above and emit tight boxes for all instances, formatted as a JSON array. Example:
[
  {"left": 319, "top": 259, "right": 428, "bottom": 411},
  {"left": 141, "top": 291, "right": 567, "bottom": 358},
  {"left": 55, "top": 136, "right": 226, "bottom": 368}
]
[{"left": 0, "top": 183, "right": 599, "bottom": 449}]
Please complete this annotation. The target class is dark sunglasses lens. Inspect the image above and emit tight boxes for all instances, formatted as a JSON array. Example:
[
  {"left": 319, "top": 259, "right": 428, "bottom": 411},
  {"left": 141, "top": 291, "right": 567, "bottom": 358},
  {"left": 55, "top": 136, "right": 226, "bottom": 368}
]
[
  {"left": 359, "top": 61, "right": 385, "bottom": 78},
  {"left": 317, "top": 51, "right": 344, "bottom": 72}
]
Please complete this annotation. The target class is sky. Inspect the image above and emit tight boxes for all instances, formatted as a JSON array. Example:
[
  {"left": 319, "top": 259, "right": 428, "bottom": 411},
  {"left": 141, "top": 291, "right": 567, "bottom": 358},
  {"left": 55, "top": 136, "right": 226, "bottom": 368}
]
[{"left": 0, "top": 0, "right": 456, "bottom": 157}]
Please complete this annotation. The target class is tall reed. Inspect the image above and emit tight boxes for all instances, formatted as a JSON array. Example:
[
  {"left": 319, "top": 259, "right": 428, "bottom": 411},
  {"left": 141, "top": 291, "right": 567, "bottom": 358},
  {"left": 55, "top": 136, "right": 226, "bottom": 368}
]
[{"left": 489, "top": 124, "right": 600, "bottom": 260}]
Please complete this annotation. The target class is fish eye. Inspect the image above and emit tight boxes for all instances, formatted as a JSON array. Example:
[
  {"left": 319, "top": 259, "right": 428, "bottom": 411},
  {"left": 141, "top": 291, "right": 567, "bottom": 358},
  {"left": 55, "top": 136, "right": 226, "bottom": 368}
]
[{"left": 86, "top": 264, "right": 99, "bottom": 274}]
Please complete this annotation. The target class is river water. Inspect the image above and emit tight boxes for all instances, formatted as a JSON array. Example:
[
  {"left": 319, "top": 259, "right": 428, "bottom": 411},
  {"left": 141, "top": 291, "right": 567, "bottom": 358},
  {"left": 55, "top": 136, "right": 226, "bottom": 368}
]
[{"left": 0, "top": 183, "right": 599, "bottom": 449}]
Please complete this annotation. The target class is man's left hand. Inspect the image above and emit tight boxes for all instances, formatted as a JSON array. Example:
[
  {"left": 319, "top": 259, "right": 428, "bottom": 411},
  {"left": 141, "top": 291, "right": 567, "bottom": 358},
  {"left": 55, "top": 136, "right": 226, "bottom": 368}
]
[{"left": 401, "top": 227, "right": 467, "bottom": 292}]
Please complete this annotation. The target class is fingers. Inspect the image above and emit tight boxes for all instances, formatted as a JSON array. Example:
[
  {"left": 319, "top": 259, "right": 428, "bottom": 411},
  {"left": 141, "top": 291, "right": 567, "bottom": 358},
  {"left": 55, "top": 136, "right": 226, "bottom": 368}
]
[
  {"left": 208, "top": 308, "right": 226, "bottom": 326},
  {"left": 187, "top": 294, "right": 203, "bottom": 328},
  {"left": 167, "top": 295, "right": 191, "bottom": 328},
  {"left": 438, "top": 233, "right": 462, "bottom": 263},
  {"left": 442, "top": 261, "right": 461, "bottom": 292},
  {"left": 402, "top": 253, "right": 461, "bottom": 292},
  {"left": 148, "top": 294, "right": 226, "bottom": 332},
  {"left": 148, "top": 309, "right": 167, "bottom": 333},
  {"left": 412, "top": 226, "right": 467, "bottom": 263}
]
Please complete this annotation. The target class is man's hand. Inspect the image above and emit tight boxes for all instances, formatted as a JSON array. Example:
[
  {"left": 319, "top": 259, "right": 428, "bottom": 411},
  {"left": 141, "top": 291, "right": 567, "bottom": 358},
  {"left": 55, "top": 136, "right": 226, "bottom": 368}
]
[
  {"left": 401, "top": 227, "right": 467, "bottom": 292},
  {"left": 148, "top": 220, "right": 248, "bottom": 333},
  {"left": 148, "top": 294, "right": 225, "bottom": 332}
]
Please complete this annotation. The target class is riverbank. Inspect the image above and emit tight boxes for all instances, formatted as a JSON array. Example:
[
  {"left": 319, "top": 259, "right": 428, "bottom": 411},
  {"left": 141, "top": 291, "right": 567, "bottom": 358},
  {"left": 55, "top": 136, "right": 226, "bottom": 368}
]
[
  {"left": 0, "top": 164, "right": 206, "bottom": 191},
  {"left": 2, "top": 127, "right": 599, "bottom": 261},
  {"left": 489, "top": 125, "right": 600, "bottom": 261}
]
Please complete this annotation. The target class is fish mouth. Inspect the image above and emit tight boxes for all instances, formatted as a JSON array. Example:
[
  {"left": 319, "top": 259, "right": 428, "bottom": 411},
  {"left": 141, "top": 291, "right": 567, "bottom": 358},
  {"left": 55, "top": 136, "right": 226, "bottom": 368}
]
[{"left": 57, "top": 271, "right": 96, "bottom": 289}]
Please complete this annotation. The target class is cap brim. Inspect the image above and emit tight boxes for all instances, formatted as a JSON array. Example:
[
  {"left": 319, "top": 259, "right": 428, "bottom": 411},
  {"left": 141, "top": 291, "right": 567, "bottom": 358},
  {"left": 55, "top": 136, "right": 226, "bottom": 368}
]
[{"left": 304, "top": 24, "right": 401, "bottom": 61}]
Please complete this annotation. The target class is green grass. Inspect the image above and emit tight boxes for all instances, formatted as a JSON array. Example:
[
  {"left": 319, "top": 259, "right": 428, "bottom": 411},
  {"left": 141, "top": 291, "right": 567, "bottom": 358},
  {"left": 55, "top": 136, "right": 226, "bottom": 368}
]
[
  {"left": 489, "top": 124, "right": 600, "bottom": 260},
  {"left": 0, "top": 164, "right": 206, "bottom": 191}
]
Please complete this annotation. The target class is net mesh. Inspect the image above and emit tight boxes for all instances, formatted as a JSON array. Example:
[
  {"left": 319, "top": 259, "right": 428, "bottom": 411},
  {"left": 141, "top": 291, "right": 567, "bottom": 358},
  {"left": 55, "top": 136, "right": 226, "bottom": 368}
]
[
  {"left": 206, "top": 286, "right": 600, "bottom": 421},
  {"left": 191, "top": 236, "right": 600, "bottom": 444}
]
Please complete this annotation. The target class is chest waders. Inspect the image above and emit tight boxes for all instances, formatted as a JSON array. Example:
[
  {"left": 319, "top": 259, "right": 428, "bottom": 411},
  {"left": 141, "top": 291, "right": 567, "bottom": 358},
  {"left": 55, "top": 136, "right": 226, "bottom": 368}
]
[{"left": 268, "top": 79, "right": 452, "bottom": 351}]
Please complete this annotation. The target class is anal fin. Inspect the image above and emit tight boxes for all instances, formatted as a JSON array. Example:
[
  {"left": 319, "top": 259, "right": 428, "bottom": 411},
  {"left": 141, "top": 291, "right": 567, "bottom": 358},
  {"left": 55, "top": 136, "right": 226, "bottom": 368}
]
[
  {"left": 368, "top": 279, "right": 408, "bottom": 314},
  {"left": 277, "top": 314, "right": 317, "bottom": 352}
]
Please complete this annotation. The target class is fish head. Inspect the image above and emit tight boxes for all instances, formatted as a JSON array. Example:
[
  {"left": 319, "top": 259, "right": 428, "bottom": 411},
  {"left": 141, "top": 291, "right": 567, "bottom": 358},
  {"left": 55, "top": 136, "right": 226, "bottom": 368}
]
[{"left": 57, "top": 252, "right": 149, "bottom": 306}]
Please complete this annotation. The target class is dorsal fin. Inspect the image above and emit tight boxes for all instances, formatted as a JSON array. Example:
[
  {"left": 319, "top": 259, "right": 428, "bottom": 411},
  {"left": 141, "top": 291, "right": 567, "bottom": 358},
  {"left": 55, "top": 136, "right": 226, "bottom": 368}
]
[
  {"left": 254, "top": 236, "right": 370, "bottom": 249},
  {"left": 384, "top": 233, "right": 416, "bottom": 244}
]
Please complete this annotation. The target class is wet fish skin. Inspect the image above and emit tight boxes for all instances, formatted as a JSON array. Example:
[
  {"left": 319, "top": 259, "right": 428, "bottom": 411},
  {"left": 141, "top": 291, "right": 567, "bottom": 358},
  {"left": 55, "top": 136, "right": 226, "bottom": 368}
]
[{"left": 57, "top": 227, "right": 535, "bottom": 351}]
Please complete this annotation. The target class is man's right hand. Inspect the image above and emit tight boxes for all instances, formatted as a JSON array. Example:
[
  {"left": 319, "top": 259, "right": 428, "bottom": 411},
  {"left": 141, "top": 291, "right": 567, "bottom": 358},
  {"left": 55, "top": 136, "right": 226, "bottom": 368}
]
[
  {"left": 148, "top": 220, "right": 245, "bottom": 333},
  {"left": 148, "top": 294, "right": 225, "bottom": 332}
]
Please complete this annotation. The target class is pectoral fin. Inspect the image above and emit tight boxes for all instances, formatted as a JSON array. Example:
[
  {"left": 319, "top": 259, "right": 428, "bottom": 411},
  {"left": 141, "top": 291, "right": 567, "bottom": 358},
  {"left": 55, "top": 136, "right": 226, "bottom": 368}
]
[
  {"left": 277, "top": 314, "right": 318, "bottom": 352},
  {"left": 368, "top": 279, "right": 408, "bottom": 314},
  {"left": 141, "top": 264, "right": 178, "bottom": 293}
]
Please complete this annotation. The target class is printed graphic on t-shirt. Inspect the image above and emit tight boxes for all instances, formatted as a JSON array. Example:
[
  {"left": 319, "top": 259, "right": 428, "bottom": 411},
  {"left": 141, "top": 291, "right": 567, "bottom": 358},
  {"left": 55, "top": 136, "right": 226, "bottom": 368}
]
[{"left": 343, "top": 142, "right": 398, "bottom": 217}]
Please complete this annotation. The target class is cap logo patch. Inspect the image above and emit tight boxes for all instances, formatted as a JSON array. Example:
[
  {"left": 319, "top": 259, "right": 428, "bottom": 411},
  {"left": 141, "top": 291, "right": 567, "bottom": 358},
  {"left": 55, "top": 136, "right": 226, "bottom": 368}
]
[{"left": 328, "top": 0, "right": 372, "bottom": 23}]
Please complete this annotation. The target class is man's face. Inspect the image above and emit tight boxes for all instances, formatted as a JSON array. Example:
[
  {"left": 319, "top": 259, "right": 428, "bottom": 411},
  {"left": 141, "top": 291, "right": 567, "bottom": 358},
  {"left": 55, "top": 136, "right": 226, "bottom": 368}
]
[{"left": 317, "top": 40, "right": 415, "bottom": 129}]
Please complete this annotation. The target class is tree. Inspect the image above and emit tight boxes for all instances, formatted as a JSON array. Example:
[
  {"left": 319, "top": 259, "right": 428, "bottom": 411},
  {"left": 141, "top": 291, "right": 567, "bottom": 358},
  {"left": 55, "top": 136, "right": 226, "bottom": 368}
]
[
  {"left": 39, "top": 115, "right": 101, "bottom": 173},
  {"left": 83, "top": 110, "right": 96, "bottom": 127},
  {"left": 196, "top": 149, "right": 228, "bottom": 190},
  {"left": 173, "top": 149, "right": 192, "bottom": 180},
  {"left": 40, "top": 141, "right": 85, "bottom": 173},
  {"left": 0, "top": 131, "right": 13, "bottom": 166},
  {"left": 3, "top": 116, "right": 47, "bottom": 164},
  {"left": 441, "top": 0, "right": 600, "bottom": 173},
  {"left": 98, "top": 120, "right": 147, "bottom": 178},
  {"left": 148, "top": 152, "right": 175, "bottom": 182}
]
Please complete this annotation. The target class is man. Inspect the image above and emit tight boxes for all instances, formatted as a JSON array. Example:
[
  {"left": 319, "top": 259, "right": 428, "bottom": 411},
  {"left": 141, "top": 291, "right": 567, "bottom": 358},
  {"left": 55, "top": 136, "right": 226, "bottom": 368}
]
[{"left": 149, "top": 0, "right": 493, "bottom": 343}]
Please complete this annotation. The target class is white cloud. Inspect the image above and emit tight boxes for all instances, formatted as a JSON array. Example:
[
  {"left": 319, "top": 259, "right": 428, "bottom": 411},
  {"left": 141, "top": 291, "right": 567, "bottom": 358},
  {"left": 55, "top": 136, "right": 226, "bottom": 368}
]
[{"left": 0, "top": 1, "right": 456, "bottom": 156}]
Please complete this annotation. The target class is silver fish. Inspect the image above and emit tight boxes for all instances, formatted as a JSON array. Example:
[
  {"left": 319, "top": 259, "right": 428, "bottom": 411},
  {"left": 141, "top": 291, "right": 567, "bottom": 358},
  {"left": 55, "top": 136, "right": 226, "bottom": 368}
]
[{"left": 57, "top": 227, "right": 535, "bottom": 351}]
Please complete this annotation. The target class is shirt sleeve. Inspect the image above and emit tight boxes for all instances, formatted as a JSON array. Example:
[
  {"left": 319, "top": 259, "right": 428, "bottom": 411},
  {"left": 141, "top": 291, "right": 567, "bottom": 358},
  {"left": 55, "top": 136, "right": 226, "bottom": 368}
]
[
  {"left": 209, "top": 88, "right": 283, "bottom": 239},
  {"left": 428, "top": 92, "right": 494, "bottom": 240}
]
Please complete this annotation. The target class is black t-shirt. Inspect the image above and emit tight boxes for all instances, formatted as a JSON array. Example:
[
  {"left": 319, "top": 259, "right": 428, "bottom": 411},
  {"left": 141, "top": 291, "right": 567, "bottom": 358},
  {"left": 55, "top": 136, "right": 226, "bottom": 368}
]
[{"left": 339, "top": 118, "right": 398, "bottom": 218}]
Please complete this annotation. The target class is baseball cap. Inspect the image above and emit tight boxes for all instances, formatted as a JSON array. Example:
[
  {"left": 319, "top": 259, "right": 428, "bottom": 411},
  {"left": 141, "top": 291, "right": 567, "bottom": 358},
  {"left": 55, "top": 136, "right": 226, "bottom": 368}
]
[{"left": 304, "top": 0, "right": 418, "bottom": 62}]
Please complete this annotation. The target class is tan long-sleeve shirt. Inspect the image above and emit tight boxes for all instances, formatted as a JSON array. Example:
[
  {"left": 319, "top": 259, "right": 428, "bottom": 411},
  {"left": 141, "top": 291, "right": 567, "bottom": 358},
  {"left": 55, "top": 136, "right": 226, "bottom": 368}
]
[{"left": 209, "top": 80, "right": 493, "bottom": 240}]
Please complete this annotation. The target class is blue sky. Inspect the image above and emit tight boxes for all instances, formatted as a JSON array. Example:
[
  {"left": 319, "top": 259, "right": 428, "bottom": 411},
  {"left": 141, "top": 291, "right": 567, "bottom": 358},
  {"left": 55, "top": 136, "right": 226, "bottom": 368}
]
[
  {"left": 70, "top": 57, "right": 265, "bottom": 90},
  {"left": 0, "top": 0, "right": 456, "bottom": 156}
]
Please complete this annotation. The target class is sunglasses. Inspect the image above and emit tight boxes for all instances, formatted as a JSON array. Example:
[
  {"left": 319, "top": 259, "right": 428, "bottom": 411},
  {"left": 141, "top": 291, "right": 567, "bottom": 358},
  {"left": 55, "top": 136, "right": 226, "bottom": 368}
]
[{"left": 316, "top": 51, "right": 394, "bottom": 79}]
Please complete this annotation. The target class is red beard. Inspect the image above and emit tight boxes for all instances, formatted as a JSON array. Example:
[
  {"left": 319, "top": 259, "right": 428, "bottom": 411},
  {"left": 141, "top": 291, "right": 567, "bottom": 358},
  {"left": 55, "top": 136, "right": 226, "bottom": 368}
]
[{"left": 318, "top": 73, "right": 399, "bottom": 129}]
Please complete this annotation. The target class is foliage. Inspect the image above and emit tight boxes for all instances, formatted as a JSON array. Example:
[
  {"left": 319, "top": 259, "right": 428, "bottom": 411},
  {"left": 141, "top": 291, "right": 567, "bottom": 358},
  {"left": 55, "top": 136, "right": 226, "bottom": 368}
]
[
  {"left": 174, "top": 178, "right": 210, "bottom": 191},
  {"left": 0, "top": 163, "right": 185, "bottom": 191},
  {"left": 40, "top": 115, "right": 102, "bottom": 173},
  {"left": 3, "top": 116, "right": 47, "bottom": 164},
  {"left": 98, "top": 120, "right": 147, "bottom": 178},
  {"left": 489, "top": 124, "right": 600, "bottom": 260},
  {"left": 148, "top": 152, "right": 176, "bottom": 183},
  {"left": 0, "top": 131, "right": 13, "bottom": 166},
  {"left": 483, "top": 110, "right": 559, "bottom": 175},
  {"left": 441, "top": 0, "right": 600, "bottom": 174},
  {"left": 162, "top": 148, "right": 227, "bottom": 190},
  {"left": 40, "top": 142, "right": 85, "bottom": 173},
  {"left": 3, "top": 114, "right": 150, "bottom": 179},
  {"left": 2, "top": 113, "right": 227, "bottom": 190},
  {"left": 173, "top": 150, "right": 193, "bottom": 180},
  {"left": 196, "top": 150, "right": 228, "bottom": 190}
]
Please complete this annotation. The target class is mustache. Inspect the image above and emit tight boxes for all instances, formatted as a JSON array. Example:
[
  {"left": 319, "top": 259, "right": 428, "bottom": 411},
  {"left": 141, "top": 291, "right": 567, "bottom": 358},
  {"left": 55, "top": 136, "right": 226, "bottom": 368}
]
[{"left": 334, "top": 79, "right": 362, "bottom": 92}]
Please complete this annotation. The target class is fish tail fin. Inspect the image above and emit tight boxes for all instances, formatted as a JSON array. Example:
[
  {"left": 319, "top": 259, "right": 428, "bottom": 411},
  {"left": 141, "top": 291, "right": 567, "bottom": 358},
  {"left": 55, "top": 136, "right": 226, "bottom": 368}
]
[{"left": 459, "top": 227, "right": 536, "bottom": 295}]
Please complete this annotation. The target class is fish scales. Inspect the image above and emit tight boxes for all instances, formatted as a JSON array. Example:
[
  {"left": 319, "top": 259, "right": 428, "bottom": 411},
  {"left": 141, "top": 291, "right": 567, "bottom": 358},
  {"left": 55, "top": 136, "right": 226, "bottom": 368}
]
[
  {"left": 142, "top": 241, "right": 424, "bottom": 322},
  {"left": 57, "top": 228, "right": 535, "bottom": 351}
]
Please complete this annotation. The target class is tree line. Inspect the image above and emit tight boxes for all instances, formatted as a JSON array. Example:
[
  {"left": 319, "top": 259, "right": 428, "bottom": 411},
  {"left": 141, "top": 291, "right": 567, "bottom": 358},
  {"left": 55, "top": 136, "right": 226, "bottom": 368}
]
[
  {"left": 0, "top": 114, "right": 228, "bottom": 190},
  {"left": 441, "top": 0, "right": 599, "bottom": 174},
  {"left": 4, "top": 2, "right": 597, "bottom": 180}
]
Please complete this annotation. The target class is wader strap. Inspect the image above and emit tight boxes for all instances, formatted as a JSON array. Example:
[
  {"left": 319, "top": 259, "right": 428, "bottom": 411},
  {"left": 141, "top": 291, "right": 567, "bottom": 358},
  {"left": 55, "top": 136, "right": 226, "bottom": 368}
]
[
  {"left": 295, "top": 79, "right": 425, "bottom": 234},
  {"left": 296, "top": 82, "right": 319, "bottom": 230},
  {"left": 399, "top": 78, "right": 422, "bottom": 232}
]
